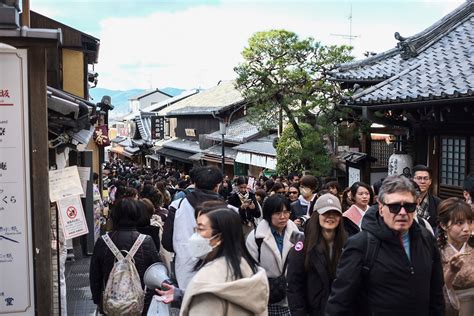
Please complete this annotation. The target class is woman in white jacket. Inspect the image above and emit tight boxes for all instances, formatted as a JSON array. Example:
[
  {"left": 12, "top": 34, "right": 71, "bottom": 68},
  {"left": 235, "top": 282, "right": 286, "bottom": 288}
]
[{"left": 246, "top": 194, "right": 299, "bottom": 316}]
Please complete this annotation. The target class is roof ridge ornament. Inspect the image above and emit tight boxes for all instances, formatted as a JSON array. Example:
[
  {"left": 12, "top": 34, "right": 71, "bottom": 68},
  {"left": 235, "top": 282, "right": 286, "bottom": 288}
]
[{"left": 395, "top": 32, "right": 418, "bottom": 60}]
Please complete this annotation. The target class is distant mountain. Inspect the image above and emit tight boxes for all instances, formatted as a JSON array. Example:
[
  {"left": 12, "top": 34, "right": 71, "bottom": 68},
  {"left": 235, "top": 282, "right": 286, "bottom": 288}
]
[
  {"left": 89, "top": 87, "right": 185, "bottom": 119},
  {"left": 161, "top": 87, "right": 185, "bottom": 97}
]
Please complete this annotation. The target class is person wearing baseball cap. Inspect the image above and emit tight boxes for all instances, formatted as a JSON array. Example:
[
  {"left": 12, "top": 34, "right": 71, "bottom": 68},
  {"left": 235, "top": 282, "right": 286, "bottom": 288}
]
[{"left": 286, "top": 193, "right": 347, "bottom": 315}]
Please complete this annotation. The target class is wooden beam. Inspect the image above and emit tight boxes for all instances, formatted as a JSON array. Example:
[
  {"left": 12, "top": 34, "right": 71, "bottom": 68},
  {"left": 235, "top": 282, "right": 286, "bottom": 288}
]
[{"left": 28, "top": 46, "right": 53, "bottom": 315}]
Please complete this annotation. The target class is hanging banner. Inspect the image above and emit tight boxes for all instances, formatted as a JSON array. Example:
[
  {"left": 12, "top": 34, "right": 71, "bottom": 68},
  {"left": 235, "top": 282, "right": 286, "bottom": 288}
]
[
  {"left": 57, "top": 195, "right": 89, "bottom": 240},
  {"left": 0, "top": 44, "right": 35, "bottom": 315}
]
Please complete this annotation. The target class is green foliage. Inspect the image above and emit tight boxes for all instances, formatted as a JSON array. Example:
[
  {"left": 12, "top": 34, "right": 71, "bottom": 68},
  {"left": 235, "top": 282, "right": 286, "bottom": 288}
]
[
  {"left": 276, "top": 123, "right": 332, "bottom": 176},
  {"left": 276, "top": 125, "right": 304, "bottom": 175},
  {"left": 235, "top": 29, "right": 354, "bottom": 172}
]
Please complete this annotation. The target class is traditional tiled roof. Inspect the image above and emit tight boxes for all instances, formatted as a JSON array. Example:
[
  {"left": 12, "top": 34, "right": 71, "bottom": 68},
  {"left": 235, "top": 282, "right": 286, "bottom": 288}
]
[
  {"left": 333, "top": 0, "right": 474, "bottom": 105},
  {"left": 233, "top": 135, "right": 277, "bottom": 157},
  {"left": 161, "top": 138, "right": 201, "bottom": 154},
  {"left": 163, "top": 80, "right": 245, "bottom": 116},
  {"left": 206, "top": 117, "right": 261, "bottom": 144},
  {"left": 202, "top": 145, "right": 238, "bottom": 160}
]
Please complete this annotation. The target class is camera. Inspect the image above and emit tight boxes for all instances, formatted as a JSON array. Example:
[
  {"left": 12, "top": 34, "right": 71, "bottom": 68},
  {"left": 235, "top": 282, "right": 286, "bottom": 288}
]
[{"left": 297, "top": 215, "right": 310, "bottom": 230}]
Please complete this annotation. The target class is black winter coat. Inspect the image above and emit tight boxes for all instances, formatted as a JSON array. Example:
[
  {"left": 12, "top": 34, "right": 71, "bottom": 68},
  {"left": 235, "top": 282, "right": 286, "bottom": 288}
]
[
  {"left": 425, "top": 193, "right": 441, "bottom": 228},
  {"left": 325, "top": 206, "right": 445, "bottom": 316},
  {"left": 287, "top": 244, "right": 334, "bottom": 316},
  {"left": 89, "top": 229, "right": 160, "bottom": 314},
  {"left": 227, "top": 192, "right": 260, "bottom": 226},
  {"left": 290, "top": 197, "right": 317, "bottom": 220}
]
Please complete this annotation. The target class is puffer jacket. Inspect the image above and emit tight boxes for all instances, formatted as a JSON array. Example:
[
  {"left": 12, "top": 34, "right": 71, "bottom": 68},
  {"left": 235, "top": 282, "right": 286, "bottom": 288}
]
[
  {"left": 287, "top": 243, "right": 334, "bottom": 316},
  {"left": 325, "top": 206, "right": 445, "bottom": 316},
  {"left": 89, "top": 229, "right": 160, "bottom": 314}
]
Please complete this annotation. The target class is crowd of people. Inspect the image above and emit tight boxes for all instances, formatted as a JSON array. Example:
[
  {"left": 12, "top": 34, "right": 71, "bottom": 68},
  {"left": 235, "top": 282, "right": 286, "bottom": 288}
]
[{"left": 89, "top": 159, "right": 474, "bottom": 315}]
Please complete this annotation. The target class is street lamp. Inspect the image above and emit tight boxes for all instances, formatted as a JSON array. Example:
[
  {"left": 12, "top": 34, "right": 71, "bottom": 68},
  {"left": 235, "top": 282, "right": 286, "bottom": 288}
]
[{"left": 219, "top": 121, "right": 226, "bottom": 176}]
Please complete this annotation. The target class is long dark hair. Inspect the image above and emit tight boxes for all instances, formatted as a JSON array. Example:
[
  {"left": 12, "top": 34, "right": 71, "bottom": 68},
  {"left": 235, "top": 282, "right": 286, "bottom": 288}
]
[
  {"left": 111, "top": 198, "right": 141, "bottom": 229},
  {"left": 437, "top": 197, "right": 473, "bottom": 249},
  {"left": 303, "top": 211, "right": 347, "bottom": 278},
  {"left": 201, "top": 208, "right": 258, "bottom": 278}
]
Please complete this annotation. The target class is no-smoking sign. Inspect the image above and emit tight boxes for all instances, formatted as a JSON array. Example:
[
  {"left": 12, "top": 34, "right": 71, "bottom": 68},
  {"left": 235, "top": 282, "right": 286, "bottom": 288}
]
[
  {"left": 66, "top": 206, "right": 77, "bottom": 219},
  {"left": 57, "top": 195, "right": 88, "bottom": 239}
]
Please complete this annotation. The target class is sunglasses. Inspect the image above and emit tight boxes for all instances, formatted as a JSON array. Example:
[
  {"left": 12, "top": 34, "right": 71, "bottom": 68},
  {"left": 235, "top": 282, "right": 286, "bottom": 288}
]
[
  {"left": 288, "top": 191, "right": 298, "bottom": 195},
  {"left": 383, "top": 202, "right": 417, "bottom": 214}
]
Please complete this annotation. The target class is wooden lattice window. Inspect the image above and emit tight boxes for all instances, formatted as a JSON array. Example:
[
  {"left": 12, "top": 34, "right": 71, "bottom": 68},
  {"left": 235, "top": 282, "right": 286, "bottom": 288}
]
[
  {"left": 440, "top": 137, "right": 466, "bottom": 187},
  {"left": 371, "top": 140, "right": 392, "bottom": 168}
]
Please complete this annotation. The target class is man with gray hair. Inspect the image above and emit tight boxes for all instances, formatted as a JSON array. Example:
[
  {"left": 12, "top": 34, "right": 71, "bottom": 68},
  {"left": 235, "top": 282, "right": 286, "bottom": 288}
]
[{"left": 325, "top": 175, "right": 444, "bottom": 315}]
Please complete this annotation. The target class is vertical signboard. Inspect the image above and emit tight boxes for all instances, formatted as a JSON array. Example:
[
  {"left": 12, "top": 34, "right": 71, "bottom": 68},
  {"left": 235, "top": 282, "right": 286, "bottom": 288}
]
[
  {"left": 0, "top": 44, "right": 34, "bottom": 315},
  {"left": 151, "top": 116, "right": 164, "bottom": 140}
]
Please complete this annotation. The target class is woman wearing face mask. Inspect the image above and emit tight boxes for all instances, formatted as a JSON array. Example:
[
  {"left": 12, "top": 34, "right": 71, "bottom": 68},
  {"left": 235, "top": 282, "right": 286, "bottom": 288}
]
[
  {"left": 437, "top": 198, "right": 474, "bottom": 316},
  {"left": 246, "top": 194, "right": 299, "bottom": 316},
  {"left": 157, "top": 208, "right": 269, "bottom": 315},
  {"left": 287, "top": 193, "right": 347, "bottom": 316},
  {"left": 342, "top": 181, "right": 374, "bottom": 236},
  {"left": 290, "top": 175, "right": 319, "bottom": 225}
]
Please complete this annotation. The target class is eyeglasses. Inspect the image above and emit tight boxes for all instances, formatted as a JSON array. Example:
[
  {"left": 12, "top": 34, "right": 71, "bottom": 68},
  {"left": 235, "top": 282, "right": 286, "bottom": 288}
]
[
  {"left": 288, "top": 191, "right": 298, "bottom": 195},
  {"left": 383, "top": 202, "right": 417, "bottom": 214},
  {"left": 413, "top": 176, "right": 430, "bottom": 182},
  {"left": 274, "top": 210, "right": 291, "bottom": 217}
]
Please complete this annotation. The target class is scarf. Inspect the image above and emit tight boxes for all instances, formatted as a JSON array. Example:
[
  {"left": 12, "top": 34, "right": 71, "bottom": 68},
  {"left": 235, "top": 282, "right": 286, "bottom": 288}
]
[{"left": 237, "top": 191, "right": 250, "bottom": 205}]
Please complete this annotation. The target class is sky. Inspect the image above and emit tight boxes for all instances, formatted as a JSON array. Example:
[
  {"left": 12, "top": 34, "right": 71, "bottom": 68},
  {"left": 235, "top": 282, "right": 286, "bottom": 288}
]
[{"left": 31, "top": 0, "right": 465, "bottom": 90}]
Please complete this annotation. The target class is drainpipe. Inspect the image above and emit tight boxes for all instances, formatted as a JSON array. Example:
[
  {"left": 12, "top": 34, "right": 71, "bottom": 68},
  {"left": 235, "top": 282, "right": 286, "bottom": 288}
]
[{"left": 21, "top": 0, "right": 30, "bottom": 27}]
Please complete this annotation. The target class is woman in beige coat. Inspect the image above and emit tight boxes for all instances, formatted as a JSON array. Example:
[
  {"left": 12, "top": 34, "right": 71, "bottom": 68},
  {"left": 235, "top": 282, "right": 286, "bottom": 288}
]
[{"left": 158, "top": 208, "right": 269, "bottom": 315}]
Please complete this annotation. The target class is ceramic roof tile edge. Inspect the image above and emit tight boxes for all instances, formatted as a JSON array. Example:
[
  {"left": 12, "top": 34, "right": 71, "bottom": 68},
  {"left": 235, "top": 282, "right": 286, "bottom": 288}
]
[
  {"left": 332, "top": 0, "right": 473, "bottom": 77},
  {"left": 205, "top": 117, "right": 261, "bottom": 144},
  {"left": 353, "top": 89, "right": 474, "bottom": 106},
  {"left": 394, "top": 0, "right": 473, "bottom": 59},
  {"left": 159, "top": 80, "right": 245, "bottom": 116},
  {"left": 350, "top": 63, "right": 422, "bottom": 100}
]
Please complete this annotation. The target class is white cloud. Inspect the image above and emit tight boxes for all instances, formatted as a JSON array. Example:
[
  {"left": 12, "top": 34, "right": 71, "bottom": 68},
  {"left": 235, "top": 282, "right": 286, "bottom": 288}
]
[{"left": 94, "top": 0, "right": 464, "bottom": 90}]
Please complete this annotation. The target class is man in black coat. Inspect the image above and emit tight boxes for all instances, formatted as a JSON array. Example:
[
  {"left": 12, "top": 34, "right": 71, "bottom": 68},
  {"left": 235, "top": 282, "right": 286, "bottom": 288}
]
[
  {"left": 325, "top": 175, "right": 445, "bottom": 316},
  {"left": 412, "top": 164, "right": 441, "bottom": 228}
]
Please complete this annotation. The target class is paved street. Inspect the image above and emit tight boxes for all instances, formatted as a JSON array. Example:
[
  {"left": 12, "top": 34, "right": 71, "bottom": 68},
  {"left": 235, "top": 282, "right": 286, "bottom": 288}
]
[
  {"left": 65, "top": 256, "right": 179, "bottom": 316},
  {"left": 66, "top": 257, "right": 96, "bottom": 316}
]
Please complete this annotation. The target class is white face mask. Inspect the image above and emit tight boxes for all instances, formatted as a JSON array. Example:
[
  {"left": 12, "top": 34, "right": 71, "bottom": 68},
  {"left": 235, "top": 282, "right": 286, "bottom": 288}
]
[{"left": 187, "top": 232, "right": 218, "bottom": 260}]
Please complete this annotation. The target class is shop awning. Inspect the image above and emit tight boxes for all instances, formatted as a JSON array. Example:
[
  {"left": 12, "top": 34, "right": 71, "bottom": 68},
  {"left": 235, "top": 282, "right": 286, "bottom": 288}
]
[
  {"left": 145, "top": 154, "right": 160, "bottom": 162},
  {"left": 110, "top": 146, "right": 135, "bottom": 158},
  {"left": 156, "top": 147, "right": 195, "bottom": 163},
  {"left": 235, "top": 152, "right": 276, "bottom": 169}
]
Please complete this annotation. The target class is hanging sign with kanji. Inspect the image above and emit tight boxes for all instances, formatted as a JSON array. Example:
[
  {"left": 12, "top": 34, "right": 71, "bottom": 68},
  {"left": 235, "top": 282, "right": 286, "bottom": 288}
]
[
  {"left": 0, "top": 44, "right": 35, "bottom": 315},
  {"left": 93, "top": 125, "right": 110, "bottom": 147}
]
